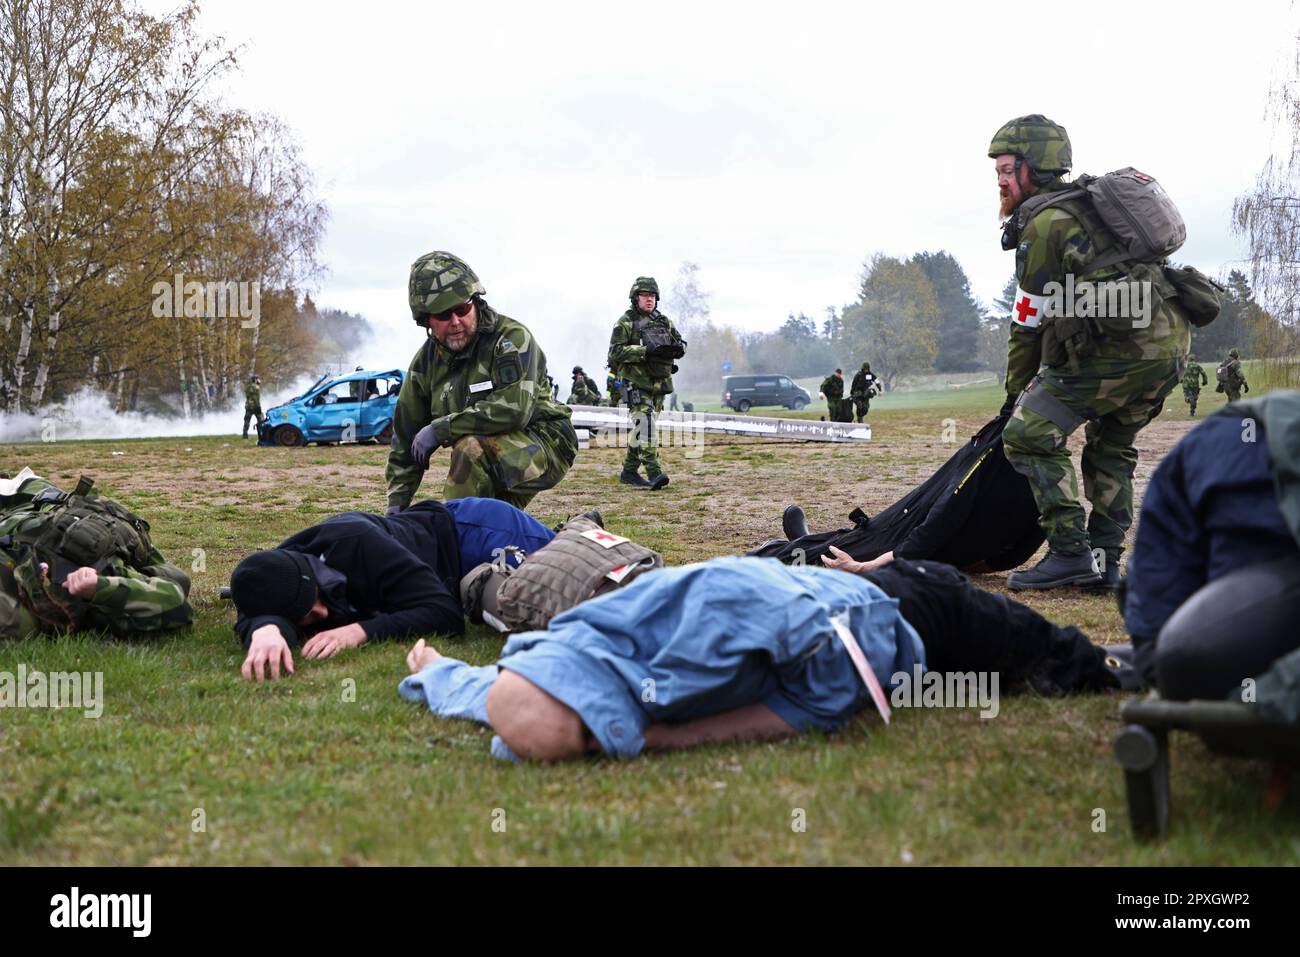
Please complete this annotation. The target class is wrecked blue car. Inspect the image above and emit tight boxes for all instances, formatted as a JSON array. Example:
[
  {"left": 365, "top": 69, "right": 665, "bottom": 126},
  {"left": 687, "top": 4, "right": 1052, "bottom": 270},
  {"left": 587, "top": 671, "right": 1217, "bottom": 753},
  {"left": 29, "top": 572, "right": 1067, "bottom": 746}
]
[{"left": 258, "top": 368, "right": 404, "bottom": 447}]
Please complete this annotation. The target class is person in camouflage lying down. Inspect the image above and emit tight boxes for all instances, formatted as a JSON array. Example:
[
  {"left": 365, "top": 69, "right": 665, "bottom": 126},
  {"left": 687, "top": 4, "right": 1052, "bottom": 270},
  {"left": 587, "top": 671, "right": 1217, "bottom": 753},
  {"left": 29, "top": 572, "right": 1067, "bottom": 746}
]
[{"left": 0, "top": 469, "right": 192, "bottom": 641}]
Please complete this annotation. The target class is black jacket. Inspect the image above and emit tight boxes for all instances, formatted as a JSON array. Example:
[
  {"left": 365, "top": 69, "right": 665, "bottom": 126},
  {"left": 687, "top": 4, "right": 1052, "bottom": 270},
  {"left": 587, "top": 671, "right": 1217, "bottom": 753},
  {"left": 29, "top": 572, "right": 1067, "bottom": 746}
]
[
  {"left": 234, "top": 503, "right": 464, "bottom": 649},
  {"left": 748, "top": 413, "right": 1043, "bottom": 572}
]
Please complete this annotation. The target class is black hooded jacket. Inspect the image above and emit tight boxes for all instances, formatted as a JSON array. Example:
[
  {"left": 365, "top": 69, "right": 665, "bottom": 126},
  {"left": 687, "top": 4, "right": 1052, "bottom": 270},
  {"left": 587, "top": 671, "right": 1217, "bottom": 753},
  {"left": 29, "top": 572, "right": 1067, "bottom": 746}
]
[{"left": 234, "top": 502, "right": 463, "bottom": 649}]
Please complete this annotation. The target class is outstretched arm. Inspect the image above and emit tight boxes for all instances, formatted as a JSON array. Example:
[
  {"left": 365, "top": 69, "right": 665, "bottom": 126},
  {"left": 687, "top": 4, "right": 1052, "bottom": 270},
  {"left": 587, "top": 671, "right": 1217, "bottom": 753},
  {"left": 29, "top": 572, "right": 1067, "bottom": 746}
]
[{"left": 642, "top": 703, "right": 796, "bottom": 752}]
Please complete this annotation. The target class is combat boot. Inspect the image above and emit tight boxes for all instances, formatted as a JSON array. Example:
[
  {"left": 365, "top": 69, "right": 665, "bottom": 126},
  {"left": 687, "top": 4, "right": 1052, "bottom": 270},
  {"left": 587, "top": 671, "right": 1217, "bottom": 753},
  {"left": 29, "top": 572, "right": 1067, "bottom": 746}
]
[
  {"left": 1085, "top": 558, "right": 1121, "bottom": 593},
  {"left": 647, "top": 472, "right": 670, "bottom": 491},
  {"left": 782, "top": 505, "right": 809, "bottom": 540},
  {"left": 1007, "top": 549, "right": 1102, "bottom": 591},
  {"left": 619, "top": 468, "right": 652, "bottom": 488}
]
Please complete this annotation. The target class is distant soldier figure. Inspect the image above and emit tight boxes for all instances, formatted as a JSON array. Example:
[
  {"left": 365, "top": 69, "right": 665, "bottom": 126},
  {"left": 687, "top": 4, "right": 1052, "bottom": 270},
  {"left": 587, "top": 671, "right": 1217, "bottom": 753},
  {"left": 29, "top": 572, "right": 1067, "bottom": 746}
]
[
  {"left": 1216, "top": 348, "right": 1248, "bottom": 402},
  {"left": 1181, "top": 356, "right": 1208, "bottom": 416},
  {"left": 849, "top": 362, "right": 879, "bottom": 422},
  {"left": 606, "top": 368, "right": 623, "bottom": 407},
  {"left": 386, "top": 251, "right": 577, "bottom": 511},
  {"left": 0, "top": 471, "right": 193, "bottom": 640},
  {"left": 567, "top": 366, "right": 602, "bottom": 405},
  {"left": 609, "top": 276, "right": 687, "bottom": 490},
  {"left": 243, "top": 374, "right": 265, "bottom": 438},
  {"left": 820, "top": 369, "right": 848, "bottom": 422}
]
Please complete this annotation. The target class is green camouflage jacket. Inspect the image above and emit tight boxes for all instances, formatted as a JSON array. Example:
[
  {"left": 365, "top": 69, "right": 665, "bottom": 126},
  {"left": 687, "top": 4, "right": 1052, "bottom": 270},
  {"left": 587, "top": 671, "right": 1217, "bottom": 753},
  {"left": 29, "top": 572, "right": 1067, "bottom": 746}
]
[
  {"left": 1219, "top": 357, "right": 1246, "bottom": 387},
  {"left": 1182, "top": 362, "right": 1208, "bottom": 390},
  {"left": 820, "top": 374, "right": 844, "bottom": 400},
  {"left": 608, "top": 309, "right": 685, "bottom": 396},
  {"left": 245, "top": 381, "right": 261, "bottom": 411},
  {"left": 1005, "top": 179, "right": 1191, "bottom": 396},
  {"left": 386, "top": 303, "right": 572, "bottom": 508}
]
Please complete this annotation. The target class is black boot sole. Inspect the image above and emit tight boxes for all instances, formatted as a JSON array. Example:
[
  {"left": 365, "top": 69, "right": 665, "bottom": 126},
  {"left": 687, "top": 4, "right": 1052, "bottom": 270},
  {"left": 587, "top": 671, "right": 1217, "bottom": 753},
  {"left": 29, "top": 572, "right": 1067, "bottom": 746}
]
[
  {"left": 1008, "top": 570, "right": 1104, "bottom": 591},
  {"left": 782, "top": 505, "right": 809, "bottom": 541}
]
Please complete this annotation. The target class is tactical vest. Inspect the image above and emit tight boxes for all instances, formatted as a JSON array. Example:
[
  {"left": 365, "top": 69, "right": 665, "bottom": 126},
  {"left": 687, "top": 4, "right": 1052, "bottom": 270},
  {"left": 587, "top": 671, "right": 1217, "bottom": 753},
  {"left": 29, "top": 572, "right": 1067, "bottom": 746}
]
[
  {"left": 0, "top": 476, "right": 158, "bottom": 632},
  {"left": 633, "top": 315, "right": 683, "bottom": 379},
  {"left": 460, "top": 517, "right": 663, "bottom": 632}
]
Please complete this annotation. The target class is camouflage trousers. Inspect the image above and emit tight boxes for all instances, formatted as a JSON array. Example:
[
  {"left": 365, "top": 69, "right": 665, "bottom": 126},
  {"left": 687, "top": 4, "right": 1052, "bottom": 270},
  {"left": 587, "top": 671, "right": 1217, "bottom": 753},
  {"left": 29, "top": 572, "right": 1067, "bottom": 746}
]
[
  {"left": 444, "top": 422, "right": 577, "bottom": 509},
  {"left": 1224, "top": 385, "right": 1242, "bottom": 403},
  {"left": 1002, "top": 358, "right": 1180, "bottom": 563},
  {"left": 243, "top": 407, "right": 265, "bottom": 436},
  {"left": 623, "top": 394, "right": 665, "bottom": 477},
  {"left": 1182, "top": 386, "right": 1200, "bottom": 414},
  {"left": 852, "top": 395, "right": 871, "bottom": 421}
]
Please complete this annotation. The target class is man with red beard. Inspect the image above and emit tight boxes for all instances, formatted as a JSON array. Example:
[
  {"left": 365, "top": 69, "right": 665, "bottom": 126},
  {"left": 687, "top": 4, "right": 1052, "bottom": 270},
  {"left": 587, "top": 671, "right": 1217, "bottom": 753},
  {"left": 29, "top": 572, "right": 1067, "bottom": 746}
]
[{"left": 990, "top": 115, "right": 1190, "bottom": 592}]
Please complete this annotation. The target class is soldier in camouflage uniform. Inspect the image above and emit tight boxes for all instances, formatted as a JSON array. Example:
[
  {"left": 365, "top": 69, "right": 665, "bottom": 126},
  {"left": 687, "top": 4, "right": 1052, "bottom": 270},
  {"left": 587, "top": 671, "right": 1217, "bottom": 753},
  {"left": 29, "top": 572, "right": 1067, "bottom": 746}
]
[
  {"left": 243, "top": 374, "right": 265, "bottom": 438},
  {"left": 1217, "top": 348, "right": 1248, "bottom": 402},
  {"left": 820, "top": 369, "right": 847, "bottom": 422},
  {"left": 0, "top": 472, "right": 192, "bottom": 640},
  {"left": 567, "top": 367, "right": 602, "bottom": 405},
  {"left": 386, "top": 252, "right": 577, "bottom": 512},
  {"left": 1181, "top": 355, "right": 1208, "bottom": 416},
  {"left": 606, "top": 369, "right": 623, "bottom": 407},
  {"left": 608, "top": 277, "right": 686, "bottom": 490},
  {"left": 991, "top": 115, "right": 1190, "bottom": 591},
  {"left": 849, "top": 363, "right": 878, "bottom": 422}
]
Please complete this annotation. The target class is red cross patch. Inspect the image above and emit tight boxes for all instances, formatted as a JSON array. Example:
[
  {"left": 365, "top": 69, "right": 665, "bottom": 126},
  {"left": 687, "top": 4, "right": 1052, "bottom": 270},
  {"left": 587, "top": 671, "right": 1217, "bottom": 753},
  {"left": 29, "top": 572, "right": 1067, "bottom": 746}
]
[{"left": 1011, "top": 287, "right": 1046, "bottom": 329}]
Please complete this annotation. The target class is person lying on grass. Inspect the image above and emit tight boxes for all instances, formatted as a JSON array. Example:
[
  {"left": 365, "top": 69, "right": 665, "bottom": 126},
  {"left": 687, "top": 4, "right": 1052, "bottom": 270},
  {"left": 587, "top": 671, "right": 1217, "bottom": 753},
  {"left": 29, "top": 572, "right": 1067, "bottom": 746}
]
[
  {"left": 231, "top": 497, "right": 558, "bottom": 681},
  {"left": 400, "top": 555, "right": 1136, "bottom": 761}
]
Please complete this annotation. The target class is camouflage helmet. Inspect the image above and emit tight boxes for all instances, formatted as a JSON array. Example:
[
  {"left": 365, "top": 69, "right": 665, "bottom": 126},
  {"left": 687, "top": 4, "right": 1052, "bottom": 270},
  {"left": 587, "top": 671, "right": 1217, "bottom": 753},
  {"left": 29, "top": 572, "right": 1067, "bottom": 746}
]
[
  {"left": 629, "top": 277, "right": 660, "bottom": 301},
  {"left": 408, "top": 251, "right": 485, "bottom": 322},
  {"left": 1229, "top": 348, "right": 1240, "bottom": 358},
  {"left": 988, "top": 114, "right": 1072, "bottom": 177},
  {"left": 572, "top": 366, "right": 584, "bottom": 375}
]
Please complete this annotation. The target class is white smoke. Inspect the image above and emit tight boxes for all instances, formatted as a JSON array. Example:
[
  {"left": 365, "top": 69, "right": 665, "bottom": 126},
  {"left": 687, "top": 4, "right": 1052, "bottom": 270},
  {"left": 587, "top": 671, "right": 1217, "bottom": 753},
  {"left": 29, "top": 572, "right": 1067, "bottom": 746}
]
[
  {"left": 0, "top": 313, "right": 416, "bottom": 443},
  {"left": 0, "top": 377, "right": 320, "bottom": 443}
]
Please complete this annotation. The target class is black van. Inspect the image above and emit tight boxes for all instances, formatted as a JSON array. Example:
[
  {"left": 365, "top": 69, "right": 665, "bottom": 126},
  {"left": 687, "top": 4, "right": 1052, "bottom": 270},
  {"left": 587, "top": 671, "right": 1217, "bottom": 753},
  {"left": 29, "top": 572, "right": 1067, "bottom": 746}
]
[{"left": 721, "top": 375, "right": 811, "bottom": 413}]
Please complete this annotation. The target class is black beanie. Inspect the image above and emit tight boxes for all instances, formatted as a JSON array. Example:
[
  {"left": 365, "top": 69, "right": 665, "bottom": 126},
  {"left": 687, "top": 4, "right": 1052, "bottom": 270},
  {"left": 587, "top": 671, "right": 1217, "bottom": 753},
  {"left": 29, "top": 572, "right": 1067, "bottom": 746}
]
[{"left": 230, "top": 550, "right": 318, "bottom": 622}]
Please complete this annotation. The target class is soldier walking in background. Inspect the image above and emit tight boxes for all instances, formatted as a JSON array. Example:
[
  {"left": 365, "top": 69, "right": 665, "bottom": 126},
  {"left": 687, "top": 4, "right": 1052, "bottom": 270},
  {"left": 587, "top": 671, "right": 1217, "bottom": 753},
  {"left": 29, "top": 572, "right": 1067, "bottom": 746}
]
[
  {"left": 609, "top": 277, "right": 687, "bottom": 490},
  {"left": 820, "top": 369, "right": 847, "bottom": 422},
  {"left": 849, "top": 362, "right": 878, "bottom": 422},
  {"left": 1216, "top": 348, "right": 1249, "bottom": 402},
  {"left": 1181, "top": 355, "right": 1208, "bottom": 416},
  {"left": 243, "top": 374, "right": 265, "bottom": 438}
]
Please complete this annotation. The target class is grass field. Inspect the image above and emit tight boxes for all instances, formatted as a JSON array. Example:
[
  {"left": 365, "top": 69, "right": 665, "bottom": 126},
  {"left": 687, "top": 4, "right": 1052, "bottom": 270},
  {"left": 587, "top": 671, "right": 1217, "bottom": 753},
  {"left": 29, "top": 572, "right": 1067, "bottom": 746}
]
[{"left": 2, "top": 379, "right": 1298, "bottom": 865}]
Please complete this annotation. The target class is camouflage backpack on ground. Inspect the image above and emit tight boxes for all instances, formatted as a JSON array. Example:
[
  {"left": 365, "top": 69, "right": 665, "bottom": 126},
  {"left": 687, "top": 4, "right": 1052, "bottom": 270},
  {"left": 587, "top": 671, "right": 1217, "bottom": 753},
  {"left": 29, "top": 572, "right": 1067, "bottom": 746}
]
[
  {"left": 0, "top": 475, "right": 159, "bottom": 633},
  {"left": 460, "top": 517, "right": 663, "bottom": 632}
]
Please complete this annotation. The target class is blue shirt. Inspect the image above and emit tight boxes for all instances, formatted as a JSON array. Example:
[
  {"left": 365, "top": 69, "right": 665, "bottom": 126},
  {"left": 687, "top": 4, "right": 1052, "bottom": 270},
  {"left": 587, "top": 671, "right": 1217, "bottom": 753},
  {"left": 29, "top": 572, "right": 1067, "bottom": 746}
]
[{"left": 399, "top": 556, "right": 925, "bottom": 759}]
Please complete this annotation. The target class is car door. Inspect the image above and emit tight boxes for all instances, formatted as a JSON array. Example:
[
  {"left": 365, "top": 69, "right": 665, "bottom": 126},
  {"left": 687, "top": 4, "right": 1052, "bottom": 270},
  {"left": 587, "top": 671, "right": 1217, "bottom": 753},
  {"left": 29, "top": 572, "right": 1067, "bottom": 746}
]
[
  {"left": 359, "top": 374, "right": 402, "bottom": 437},
  {"left": 307, "top": 379, "right": 363, "bottom": 442}
]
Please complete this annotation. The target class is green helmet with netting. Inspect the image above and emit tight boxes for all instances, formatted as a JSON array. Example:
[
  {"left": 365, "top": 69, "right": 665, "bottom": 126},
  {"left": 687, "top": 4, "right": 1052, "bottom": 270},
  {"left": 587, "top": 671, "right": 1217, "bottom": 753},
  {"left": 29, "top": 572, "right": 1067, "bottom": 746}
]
[
  {"left": 988, "top": 114, "right": 1072, "bottom": 182},
  {"left": 1229, "top": 348, "right": 1240, "bottom": 359},
  {"left": 408, "top": 251, "right": 485, "bottom": 324},
  {"left": 629, "top": 276, "right": 660, "bottom": 303}
]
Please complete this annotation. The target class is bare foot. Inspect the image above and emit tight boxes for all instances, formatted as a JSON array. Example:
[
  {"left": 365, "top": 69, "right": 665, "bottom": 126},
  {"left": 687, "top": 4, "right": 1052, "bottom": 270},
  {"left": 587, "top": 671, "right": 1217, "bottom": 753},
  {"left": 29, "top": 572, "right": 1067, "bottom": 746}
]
[{"left": 406, "top": 638, "right": 442, "bottom": 674}]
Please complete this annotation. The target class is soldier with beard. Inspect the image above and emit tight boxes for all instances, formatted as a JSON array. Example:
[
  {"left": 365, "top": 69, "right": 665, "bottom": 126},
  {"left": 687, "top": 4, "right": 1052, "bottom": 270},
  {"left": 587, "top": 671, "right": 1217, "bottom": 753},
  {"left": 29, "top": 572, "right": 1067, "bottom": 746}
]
[
  {"left": 991, "top": 115, "right": 1190, "bottom": 592},
  {"left": 386, "top": 252, "right": 577, "bottom": 511}
]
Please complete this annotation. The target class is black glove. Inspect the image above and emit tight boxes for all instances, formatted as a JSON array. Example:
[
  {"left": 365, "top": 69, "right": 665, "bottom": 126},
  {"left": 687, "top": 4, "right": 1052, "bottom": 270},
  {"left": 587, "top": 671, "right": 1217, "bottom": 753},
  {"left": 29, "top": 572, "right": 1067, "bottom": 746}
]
[
  {"left": 386, "top": 504, "right": 404, "bottom": 516},
  {"left": 999, "top": 392, "right": 1019, "bottom": 417},
  {"left": 647, "top": 342, "right": 685, "bottom": 361},
  {"left": 1244, "top": 383, "right": 1250, "bottom": 394},
  {"left": 411, "top": 424, "right": 441, "bottom": 469}
]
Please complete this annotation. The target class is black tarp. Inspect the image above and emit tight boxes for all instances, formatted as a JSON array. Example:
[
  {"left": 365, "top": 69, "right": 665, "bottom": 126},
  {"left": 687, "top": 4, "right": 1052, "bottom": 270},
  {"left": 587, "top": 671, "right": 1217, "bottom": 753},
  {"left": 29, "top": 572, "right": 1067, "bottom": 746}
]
[{"left": 748, "top": 412, "right": 1044, "bottom": 572}]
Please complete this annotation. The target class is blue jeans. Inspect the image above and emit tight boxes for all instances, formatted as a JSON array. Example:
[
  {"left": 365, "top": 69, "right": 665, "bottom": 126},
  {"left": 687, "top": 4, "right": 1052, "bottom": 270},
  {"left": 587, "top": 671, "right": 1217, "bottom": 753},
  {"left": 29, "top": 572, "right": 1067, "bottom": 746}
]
[{"left": 443, "top": 497, "right": 555, "bottom": 570}]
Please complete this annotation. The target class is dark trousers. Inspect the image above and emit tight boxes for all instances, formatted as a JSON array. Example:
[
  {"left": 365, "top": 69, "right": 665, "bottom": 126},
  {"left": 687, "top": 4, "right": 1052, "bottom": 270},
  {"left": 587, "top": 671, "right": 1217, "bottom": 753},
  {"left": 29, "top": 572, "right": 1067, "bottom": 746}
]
[{"left": 865, "top": 559, "right": 1111, "bottom": 692}]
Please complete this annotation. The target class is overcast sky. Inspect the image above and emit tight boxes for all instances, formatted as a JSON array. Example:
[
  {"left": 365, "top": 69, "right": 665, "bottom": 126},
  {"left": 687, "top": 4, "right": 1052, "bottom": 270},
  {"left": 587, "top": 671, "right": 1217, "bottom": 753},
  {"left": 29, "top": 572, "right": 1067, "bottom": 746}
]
[{"left": 152, "top": 0, "right": 1295, "bottom": 378}]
